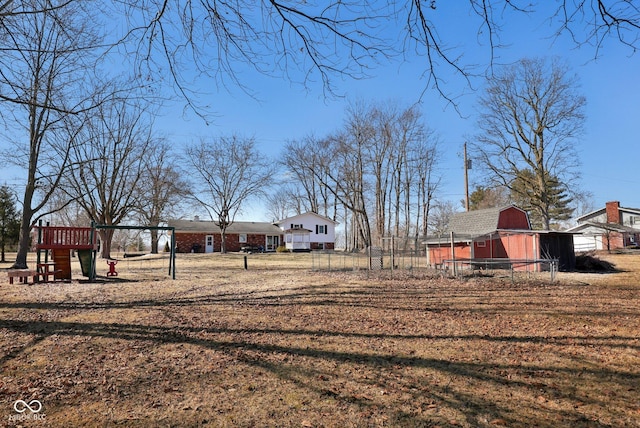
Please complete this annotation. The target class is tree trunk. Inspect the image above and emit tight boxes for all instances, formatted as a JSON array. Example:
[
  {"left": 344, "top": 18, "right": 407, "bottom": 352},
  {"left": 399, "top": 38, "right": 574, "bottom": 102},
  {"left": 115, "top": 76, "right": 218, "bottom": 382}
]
[
  {"left": 150, "top": 229, "right": 159, "bottom": 254},
  {"left": 219, "top": 231, "right": 227, "bottom": 253},
  {"left": 13, "top": 179, "right": 37, "bottom": 269},
  {"left": 13, "top": 215, "right": 33, "bottom": 269},
  {"left": 99, "top": 229, "right": 115, "bottom": 259}
]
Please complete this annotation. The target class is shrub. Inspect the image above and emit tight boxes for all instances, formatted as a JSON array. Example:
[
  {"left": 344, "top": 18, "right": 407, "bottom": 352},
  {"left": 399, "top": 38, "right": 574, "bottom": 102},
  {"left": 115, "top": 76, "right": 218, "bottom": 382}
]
[{"left": 575, "top": 252, "right": 616, "bottom": 272}]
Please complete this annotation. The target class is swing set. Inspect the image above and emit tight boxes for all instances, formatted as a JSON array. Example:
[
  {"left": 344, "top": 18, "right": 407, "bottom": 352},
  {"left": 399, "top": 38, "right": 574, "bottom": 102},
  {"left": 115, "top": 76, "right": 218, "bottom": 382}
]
[{"left": 34, "top": 221, "right": 176, "bottom": 281}]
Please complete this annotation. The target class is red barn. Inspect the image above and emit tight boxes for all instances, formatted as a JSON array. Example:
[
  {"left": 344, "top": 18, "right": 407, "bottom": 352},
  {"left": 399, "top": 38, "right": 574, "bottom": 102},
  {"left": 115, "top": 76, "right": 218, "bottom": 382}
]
[{"left": 425, "top": 205, "right": 575, "bottom": 271}]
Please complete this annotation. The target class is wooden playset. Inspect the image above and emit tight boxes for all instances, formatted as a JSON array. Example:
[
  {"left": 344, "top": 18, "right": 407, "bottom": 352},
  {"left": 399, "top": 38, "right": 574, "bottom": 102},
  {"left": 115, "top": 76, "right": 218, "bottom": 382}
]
[
  {"left": 35, "top": 224, "right": 98, "bottom": 282},
  {"left": 6, "top": 222, "right": 176, "bottom": 284}
]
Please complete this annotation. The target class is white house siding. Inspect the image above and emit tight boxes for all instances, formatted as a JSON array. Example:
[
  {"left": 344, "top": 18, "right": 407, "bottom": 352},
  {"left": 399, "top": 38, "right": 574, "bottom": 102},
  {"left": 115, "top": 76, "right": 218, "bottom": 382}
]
[
  {"left": 622, "top": 212, "right": 640, "bottom": 228},
  {"left": 573, "top": 234, "right": 603, "bottom": 252},
  {"left": 276, "top": 212, "right": 338, "bottom": 250}
]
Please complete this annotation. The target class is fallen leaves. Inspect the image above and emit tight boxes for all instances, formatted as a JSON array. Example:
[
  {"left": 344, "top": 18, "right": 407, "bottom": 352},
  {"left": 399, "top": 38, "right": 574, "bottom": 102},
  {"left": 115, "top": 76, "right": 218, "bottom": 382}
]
[{"left": 0, "top": 253, "right": 639, "bottom": 427}]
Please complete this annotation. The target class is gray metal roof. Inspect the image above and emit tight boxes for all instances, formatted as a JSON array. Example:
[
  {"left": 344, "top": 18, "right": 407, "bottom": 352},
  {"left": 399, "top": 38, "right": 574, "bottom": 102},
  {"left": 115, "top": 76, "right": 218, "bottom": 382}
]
[{"left": 168, "top": 219, "right": 282, "bottom": 235}]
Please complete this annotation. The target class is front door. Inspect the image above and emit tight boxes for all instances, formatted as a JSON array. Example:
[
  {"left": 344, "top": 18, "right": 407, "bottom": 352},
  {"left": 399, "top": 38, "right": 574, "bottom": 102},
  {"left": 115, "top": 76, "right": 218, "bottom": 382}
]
[
  {"left": 205, "top": 235, "right": 214, "bottom": 253},
  {"left": 266, "top": 235, "right": 279, "bottom": 251}
]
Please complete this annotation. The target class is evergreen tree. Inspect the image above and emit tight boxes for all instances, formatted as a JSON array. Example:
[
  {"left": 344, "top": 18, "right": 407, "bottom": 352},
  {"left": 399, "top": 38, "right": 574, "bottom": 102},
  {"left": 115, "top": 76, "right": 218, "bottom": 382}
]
[
  {"left": 510, "top": 169, "right": 573, "bottom": 230},
  {"left": 0, "top": 186, "right": 21, "bottom": 262},
  {"left": 468, "top": 185, "right": 509, "bottom": 210}
]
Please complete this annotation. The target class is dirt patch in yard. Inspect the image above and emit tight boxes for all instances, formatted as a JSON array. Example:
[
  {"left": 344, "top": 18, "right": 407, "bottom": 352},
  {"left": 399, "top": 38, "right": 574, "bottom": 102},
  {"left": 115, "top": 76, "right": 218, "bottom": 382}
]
[{"left": 1, "top": 252, "right": 639, "bottom": 427}]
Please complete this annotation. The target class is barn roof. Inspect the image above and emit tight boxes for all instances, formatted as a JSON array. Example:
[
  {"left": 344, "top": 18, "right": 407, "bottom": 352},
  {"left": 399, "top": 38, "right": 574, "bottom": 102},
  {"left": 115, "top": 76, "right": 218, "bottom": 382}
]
[
  {"left": 168, "top": 219, "right": 282, "bottom": 235},
  {"left": 447, "top": 205, "right": 528, "bottom": 237}
]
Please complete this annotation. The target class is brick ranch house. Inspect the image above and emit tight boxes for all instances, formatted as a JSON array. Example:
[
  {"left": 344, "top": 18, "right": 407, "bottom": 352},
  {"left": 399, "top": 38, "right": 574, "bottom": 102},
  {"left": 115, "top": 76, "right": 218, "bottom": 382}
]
[
  {"left": 168, "top": 218, "right": 283, "bottom": 253},
  {"left": 424, "top": 205, "right": 576, "bottom": 271},
  {"left": 568, "top": 201, "right": 640, "bottom": 251}
]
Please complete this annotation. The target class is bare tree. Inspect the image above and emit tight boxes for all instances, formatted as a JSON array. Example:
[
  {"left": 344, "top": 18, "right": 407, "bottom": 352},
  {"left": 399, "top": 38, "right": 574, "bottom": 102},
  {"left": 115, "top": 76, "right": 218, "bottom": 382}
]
[
  {"left": 302, "top": 133, "right": 373, "bottom": 250},
  {"left": 468, "top": 185, "right": 510, "bottom": 210},
  {"left": 281, "top": 137, "right": 328, "bottom": 215},
  {"left": 62, "top": 94, "right": 153, "bottom": 258},
  {"left": 0, "top": 0, "right": 106, "bottom": 268},
  {"left": 429, "top": 200, "right": 459, "bottom": 236},
  {"left": 3, "top": 2, "right": 639, "bottom": 119},
  {"left": 115, "top": 1, "right": 640, "bottom": 109},
  {"left": 264, "top": 189, "right": 295, "bottom": 224},
  {"left": 410, "top": 138, "right": 441, "bottom": 237},
  {"left": 133, "top": 141, "right": 189, "bottom": 253},
  {"left": 347, "top": 101, "right": 439, "bottom": 241},
  {"left": 471, "top": 57, "right": 586, "bottom": 230},
  {"left": 282, "top": 101, "right": 440, "bottom": 250},
  {"left": 387, "top": 105, "right": 437, "bottom": 240},
  {"left": 184, "top": 135, "right": 275, "bottom": 253}
]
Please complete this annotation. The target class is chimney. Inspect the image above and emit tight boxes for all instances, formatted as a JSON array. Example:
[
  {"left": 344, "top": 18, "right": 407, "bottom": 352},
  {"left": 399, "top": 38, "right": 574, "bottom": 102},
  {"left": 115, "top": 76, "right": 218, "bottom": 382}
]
[
  {"left": 605, "top": 201, "right": 621, "bottom": 224},
  {"left": 194, "top": 215, "right": 200, "bottom": 222}
]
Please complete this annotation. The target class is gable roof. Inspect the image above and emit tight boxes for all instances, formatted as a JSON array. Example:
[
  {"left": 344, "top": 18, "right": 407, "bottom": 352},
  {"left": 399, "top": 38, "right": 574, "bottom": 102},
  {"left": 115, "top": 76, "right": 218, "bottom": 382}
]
[
  {"left": 576, "top": 204, "right": 640, "bottom": 223},
  {"left": 567, "top": 221, "right": 639, "bottom": 234},
  {"left": 447, "top": 205, "right": 530, "bottom": 237},
  {"left": 276, "top": 211, "right": 339, "bottom": 225},
  {"left": 168, "top": 219, "right": 282, "bottom": 235}
]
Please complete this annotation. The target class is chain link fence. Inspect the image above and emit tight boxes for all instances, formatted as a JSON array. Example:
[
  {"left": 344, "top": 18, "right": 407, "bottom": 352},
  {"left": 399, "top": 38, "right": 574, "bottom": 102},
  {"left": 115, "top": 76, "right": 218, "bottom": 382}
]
[{"left": 311, "top": 236, "right": 428, "bottom": 272}]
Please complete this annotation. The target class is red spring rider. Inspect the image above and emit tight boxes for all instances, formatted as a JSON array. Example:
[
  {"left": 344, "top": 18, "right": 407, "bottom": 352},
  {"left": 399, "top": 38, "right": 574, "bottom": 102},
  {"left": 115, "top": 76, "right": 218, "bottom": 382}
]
[{"left": 106, "top": 259, "right": 118, "bottom": 277}]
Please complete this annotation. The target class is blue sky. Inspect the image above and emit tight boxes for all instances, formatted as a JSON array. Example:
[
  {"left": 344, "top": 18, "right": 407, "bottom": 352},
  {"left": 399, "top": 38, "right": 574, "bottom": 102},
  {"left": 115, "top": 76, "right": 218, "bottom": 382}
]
[
  {"left": 2, "top": 3, "right": 638, "bottom": 222},
  {"left": 154, "top": 3, "right": 639, "bottom": 220}
]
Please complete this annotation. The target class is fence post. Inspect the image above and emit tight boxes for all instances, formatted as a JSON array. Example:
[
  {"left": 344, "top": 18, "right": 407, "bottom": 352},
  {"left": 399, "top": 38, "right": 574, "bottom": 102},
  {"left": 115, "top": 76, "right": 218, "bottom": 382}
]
[
  {"left": 450, "top": 231, "right": 456, "bottom": 277},
  {"left": 390, "top": 236, "right": 394, "bottom": 274}
]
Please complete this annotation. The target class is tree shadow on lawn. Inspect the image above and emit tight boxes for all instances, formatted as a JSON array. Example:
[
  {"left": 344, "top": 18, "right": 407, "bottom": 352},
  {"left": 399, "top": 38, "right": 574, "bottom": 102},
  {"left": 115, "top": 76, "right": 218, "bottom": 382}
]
[
  {"left": 2, "top": 281, "right": 638, "bottom": 319},
  {"left": 0, "top": 316, "right": 637, "bottom": 427}
]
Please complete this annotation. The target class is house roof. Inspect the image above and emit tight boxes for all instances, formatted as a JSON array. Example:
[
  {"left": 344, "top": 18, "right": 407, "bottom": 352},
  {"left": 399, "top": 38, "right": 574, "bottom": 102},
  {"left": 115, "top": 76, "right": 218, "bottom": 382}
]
[
  {"left": 283, "top": 228, "right": 312, "bottom": 233},
  {"left": 576, "top": 204, "right": 640, "bottom": 223},
  {"left": 276, "top": 211, "right": 339, "bottom": 225},
  {"left": 567, "top": 221, "right": 639, "bottom": 234},
  {"left": 168, "top": 219, "right": 282, "bottom": 235},
  {"left": 447, "top": 205, "right": 528, "bottom": 237}
]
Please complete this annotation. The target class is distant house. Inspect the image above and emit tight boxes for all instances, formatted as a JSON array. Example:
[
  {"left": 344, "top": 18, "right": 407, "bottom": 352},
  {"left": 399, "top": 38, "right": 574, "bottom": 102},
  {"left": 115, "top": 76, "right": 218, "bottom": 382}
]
[
  {"left": 567, "top": 201, "right": 640, "bottom": 251},
  {"left": 168, "top": 217, "right": 283, "bottom": 253},
  {"left": 274, "top": 212, "right": 338, "bottom": 251},
  {"left": 424, "top": 205, "right": 576, "bottom": 271}
]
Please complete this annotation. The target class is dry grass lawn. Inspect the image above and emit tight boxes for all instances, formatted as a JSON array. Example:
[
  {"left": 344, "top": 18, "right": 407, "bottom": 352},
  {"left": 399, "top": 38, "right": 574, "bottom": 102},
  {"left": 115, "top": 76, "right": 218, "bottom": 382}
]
[{"left": 1, "top": 251, "right": 639, "bottom": 427}]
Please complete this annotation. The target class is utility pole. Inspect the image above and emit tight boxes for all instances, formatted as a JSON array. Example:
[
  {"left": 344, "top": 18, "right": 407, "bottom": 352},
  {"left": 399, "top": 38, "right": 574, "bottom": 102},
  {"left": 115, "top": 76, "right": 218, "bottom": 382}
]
[{"left": 464, "top": 142, "right": 470, "bottom": 211}]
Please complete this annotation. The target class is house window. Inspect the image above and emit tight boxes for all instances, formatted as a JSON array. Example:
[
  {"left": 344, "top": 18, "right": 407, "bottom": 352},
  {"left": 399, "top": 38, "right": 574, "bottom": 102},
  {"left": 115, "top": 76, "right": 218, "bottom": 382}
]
[
  {"left": 291, "top": 224, "right": 303, "bottom": 229},
  {"left": 476, "top": 240, "right": 486, "bottom": 248},
  {"left": 239, "top": 234, "right": 247, "bottom": 243},
  {"left": 316, "top": 225, "right": 327, "bottom": 234}
]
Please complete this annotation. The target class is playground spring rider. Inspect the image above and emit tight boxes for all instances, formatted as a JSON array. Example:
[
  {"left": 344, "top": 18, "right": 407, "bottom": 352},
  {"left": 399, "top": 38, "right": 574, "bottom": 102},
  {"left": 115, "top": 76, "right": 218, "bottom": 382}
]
[{"left": 106, "top": 259, "right": 118, "bottom": 277}]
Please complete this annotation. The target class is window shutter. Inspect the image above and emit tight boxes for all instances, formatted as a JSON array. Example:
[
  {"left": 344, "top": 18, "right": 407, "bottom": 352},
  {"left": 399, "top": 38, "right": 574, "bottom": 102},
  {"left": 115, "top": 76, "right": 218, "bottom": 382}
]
[
  {"left": 315, "top": 225, "right": 318, "bottom": 234},
  {"left": 325, "top": 225, "right": 328, "bottom": 234}
]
